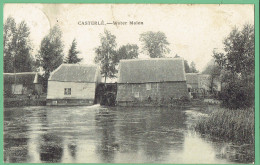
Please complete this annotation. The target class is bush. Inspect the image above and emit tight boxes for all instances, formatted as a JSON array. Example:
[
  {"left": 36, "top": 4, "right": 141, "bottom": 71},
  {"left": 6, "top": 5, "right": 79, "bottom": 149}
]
[{"left": 220, "top": 79, "right": 254, "bottom": 109}]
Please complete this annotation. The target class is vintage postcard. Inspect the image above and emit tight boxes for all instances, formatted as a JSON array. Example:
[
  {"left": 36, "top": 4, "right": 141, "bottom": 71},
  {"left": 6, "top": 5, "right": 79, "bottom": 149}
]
[{"left": 2, "top": 1, "right": 259, "bottom": 164}]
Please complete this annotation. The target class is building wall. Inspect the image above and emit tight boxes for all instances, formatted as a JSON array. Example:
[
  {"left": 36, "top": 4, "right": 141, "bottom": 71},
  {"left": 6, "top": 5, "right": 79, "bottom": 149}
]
[
  {"left": 116, "top": 82, "right": 188, "bottom": 102},
  {"left": 187, "top": 83, "right": 198, "bottom": 89},
  {"left": 4, "top": 83, "right": 40, "bottom": 96},
  {"left": 47, "top": 81, "right": 96, "bottom": 99},
  {"left": 188, "top": 76, "right": 221, "bottom": 92}
]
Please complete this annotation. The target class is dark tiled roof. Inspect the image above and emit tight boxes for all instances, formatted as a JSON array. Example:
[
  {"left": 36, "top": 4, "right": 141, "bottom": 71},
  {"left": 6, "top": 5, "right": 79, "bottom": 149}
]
[
  {"left": 118, "top": 58, "right": 186, "bottom": 83},
  {"left": 49, "top": 64, "right": 100, "bottom": 82},
  {"left": 4, "top": 72, "right": 43, "bottom": 85}
]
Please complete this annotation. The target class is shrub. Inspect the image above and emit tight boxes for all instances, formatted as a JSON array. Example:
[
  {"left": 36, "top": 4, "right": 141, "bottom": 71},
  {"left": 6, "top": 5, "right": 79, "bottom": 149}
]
[{"left": 220, "top": 79, "right": 254, "bottom": 109}]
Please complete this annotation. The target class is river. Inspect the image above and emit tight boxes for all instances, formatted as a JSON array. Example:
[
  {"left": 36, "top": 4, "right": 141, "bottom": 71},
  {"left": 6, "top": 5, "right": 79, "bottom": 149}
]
[{"left": 3, "top": 105, "right": 254, "bottom": 163}]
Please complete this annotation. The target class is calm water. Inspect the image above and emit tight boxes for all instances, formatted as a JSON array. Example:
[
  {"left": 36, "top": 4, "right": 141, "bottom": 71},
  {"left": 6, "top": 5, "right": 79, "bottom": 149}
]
[{"left": 4, "top": 105, "right": 254, "bottom": 163}]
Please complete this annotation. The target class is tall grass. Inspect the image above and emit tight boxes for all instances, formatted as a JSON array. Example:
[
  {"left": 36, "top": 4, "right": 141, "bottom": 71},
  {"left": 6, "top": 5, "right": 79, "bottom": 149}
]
[{"left": 195, "top": 107, "right": 254, "bottom": 144}]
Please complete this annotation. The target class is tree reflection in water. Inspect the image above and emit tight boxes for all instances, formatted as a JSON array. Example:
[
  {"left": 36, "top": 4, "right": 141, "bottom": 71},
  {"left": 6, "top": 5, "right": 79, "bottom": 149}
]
[
  {"left": 4, "top": 106, "right": 252, "bottom": 163},
  {"left": 4, "top": 136, "right": 29, "bottom": 163},
  {"left": 68, "top": 142, "right": 77, "bottom": 159},
  {"left": 93, "top": 107, "right": 186, "bottom": 163},
  {"left": 115, "top": 107, "right": 186, "bottom": 162},
  {"left": 95, "top": 109, "right": 118, "bottom": 163},
  {"left": 4, "top": 109, "right": 29, "bottom": 163},
  {"left": 39, "top": 133, "right": 64, "bottom": 163}
]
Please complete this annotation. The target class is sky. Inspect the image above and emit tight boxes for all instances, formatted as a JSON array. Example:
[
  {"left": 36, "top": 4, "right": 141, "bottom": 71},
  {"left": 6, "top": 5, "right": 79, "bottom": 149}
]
[{"left": 3, "top": 4, "right": 254, "bottom": 72}]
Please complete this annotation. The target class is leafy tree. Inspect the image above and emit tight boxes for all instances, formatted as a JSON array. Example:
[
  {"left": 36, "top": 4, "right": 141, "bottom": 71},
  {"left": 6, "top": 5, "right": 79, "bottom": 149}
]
[
  {"left": 3, "top": 16, "right": 33, "bottom": 73},
  {"left": 213, "top": 24, "right": 254, "bottom": 109},
  {"left": 113, "top": 44, "right": 139, "bottom": 63},
  {"left": 139, "top": 31, "right": 170, "bottom": 58},
  {"left": 190, "top": 61, "right": 199, "bottom": 73},
  {"left": 202, "top": 60, "right": 221, "bottom": 93},
  {"left": 3, "top": 17, "right": 16, "bottom": 73},
  {"left": 37, "top": 25, "right": 64, "bottom": 88},
  {"left": 64, "top": 39, "right": 82, "bottom": 64},
  {"left": 14, "top": 21, "right": 33, "bottom": 72},
  {"left": 94, "top": 29, "right": 117, "bottom": 83}
]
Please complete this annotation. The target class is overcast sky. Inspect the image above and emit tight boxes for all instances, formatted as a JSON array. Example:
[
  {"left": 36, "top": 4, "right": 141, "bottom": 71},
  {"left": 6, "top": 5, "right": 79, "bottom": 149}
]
[{"left": 4, "top": 4, "right": 254, "bottom": 72}]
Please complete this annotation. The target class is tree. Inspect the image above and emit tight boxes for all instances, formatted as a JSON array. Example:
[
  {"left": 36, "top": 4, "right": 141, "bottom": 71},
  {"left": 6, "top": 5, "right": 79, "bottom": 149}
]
[
  {"left": 3, "top": 17, "right": 16, "bottom": 73},
  {"left": 202, "top": 60, "right": 221, "bottom": 93},
  {"left": 94, "top": 29, "right": 117, "bottom": 83},
  {"left": 174, "top": 54, "right": 180, "bottom": 58},
  {"left": 37, "top": 25, "right": 64, "bottom": 88},
  {"left": 139, "top": 31, "right": 170, "bottom": 58},
  {"left": 190, "top": 61, "right": 199, "bottom": 73},
  {"left": 64, "top": 39, "right": 82, "bottom": 64},
  {"left": 14, "top": 21, "right": 33, "bottom": 72},
  {"left": 174, "top": 55, "right": 192, "bottom": 73},
  {"left": 3, "top": 16, "right": 33, "bottom": 73},
  {"left": 213, "top": 24, "right": 254, "bottom": 109},
  {"left": 184, "top": 60, "right": 191, "bottom": 73},
  {"left": 113, "top": 44, "right": 139, "bottom": 63}
]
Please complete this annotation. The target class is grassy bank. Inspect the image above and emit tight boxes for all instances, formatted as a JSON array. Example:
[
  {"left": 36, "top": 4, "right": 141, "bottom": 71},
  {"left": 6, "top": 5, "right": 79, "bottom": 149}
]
[{"left": 195, "top": 106, "right": 254, "bottom": 144}]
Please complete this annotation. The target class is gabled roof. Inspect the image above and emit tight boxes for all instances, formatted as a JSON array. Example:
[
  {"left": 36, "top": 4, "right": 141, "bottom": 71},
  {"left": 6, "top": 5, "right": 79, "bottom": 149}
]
[
  {"left": 4, "top": 72, "right": 43, "bottom": 85},
  {"left": 49, "top": 64, "right": 100, "bottom": 83},
  {"left": 186, "top": 73, "right": 211, "bottom": 84},
  {"left": 118, "top": 58, "right": 186, "bottom": 83},
  {"left": 186, "top": 73, "right": 199, "bottom": 84}
]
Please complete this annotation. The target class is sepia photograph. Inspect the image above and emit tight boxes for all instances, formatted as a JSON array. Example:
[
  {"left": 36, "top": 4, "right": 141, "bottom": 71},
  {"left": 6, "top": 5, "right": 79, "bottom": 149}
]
[{"left": 2, "top": 2, "right": 257, "bottom": 164}]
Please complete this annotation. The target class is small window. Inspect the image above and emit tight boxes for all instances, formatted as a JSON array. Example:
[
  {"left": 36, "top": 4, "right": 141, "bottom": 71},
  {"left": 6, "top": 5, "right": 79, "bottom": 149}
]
[
  {"left": 146, "top": 83, "right": 151, "bottom": 90},
  {"left": 134, "top": 92, "right": 139, "bottom": 98},
  {"left": 52, "top": 100, "right": 57, "bottom": 105},
  {"left": 64, "top": 88, "right": 71, "bottom": 95}
]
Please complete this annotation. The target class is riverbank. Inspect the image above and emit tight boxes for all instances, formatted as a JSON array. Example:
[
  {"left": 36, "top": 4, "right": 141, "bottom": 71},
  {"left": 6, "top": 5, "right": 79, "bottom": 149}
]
[
  {"left": 4, "top": 97, "right": 46, "bottom": 107},
  {"left": 195, "top": 106, "right": 254, "bottom": 144},
  {"left": 4, "top": 96, "right": 210, "bottom": 108},
  {"left": 193, "top": 106, "right": 255, "bottom": 163}
]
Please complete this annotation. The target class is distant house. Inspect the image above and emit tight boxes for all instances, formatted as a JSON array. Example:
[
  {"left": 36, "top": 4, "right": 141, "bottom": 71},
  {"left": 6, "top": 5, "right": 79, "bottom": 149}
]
[
  {"left": 186, "top": 73, "right": 210, "bottom": 89},
  {"left": 4, "top": 72, "right": 43, "bottom": 96},
  {"left": 186, "top": 73, "right": 221, "bottom": 97},
  {"left": 47, "top": 64, "right": 101, "bottom": 106},
  {"left": 116, "top": 58, "right": 189, "bottom": 106},
  {"left": 186, "top": 73, "right": 199, "bottom": 89}
]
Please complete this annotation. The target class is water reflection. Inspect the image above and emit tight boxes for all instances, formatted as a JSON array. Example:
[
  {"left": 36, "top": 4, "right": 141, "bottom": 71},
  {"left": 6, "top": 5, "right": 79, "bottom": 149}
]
[
  {"left": 68, "top": 142, "right": 77, "bottom": 159},
  {"left": 4, "top": 108, "right": 30, "bottom": 163},
  {"left": 39, "top": 133, "right": 63, "bottom": 163},
  {"left": 4, "top": 136, "right": 29, "bottom": 163},
  {"left": 3, "top": 106, "right": 253, "bottom": 163},
  {"left": 117, "top": 107, "right": 186, "bottom": 162},
  {"left": 95, "top": 109, "right": 118, "bottom": 163}
]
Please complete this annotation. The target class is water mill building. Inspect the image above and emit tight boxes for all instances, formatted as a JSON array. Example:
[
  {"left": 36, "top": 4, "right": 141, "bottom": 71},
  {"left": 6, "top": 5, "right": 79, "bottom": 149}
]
[
  {"left": 47, "top": 64, "right": 101, "bottom": 105},
  {"left": 116, "top": 58, "right": 189, "bottom": 106}
]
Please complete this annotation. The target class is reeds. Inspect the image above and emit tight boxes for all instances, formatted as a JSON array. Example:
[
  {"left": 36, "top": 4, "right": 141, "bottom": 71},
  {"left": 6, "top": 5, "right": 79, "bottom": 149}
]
[{"left": 195, "top": 107, "right": 255, "bottom": 144}]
